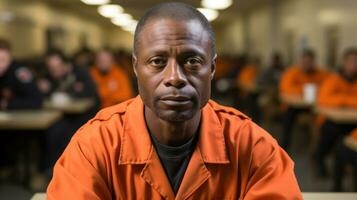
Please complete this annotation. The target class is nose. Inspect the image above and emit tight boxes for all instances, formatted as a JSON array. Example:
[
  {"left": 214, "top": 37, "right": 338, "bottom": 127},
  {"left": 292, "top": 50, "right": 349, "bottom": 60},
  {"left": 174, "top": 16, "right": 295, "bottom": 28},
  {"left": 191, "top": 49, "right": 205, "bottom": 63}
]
[{"left": 163, "top": 59, "right": 187, "bottom": 88}]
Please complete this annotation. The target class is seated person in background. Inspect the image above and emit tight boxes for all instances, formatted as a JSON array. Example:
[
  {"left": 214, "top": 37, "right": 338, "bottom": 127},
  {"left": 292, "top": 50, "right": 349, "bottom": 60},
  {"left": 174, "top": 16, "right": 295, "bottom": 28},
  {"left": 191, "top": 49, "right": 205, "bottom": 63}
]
[
  {"left": 0, "top": 38, "right": 43, "bottom": 167},
  {"left": 72, "top": 48, "right": 94, "bottom": 69},
  {"left": 279, "top": 49, "right": 328, "bottom": 150},
  {"left": 90, "top": 49, "right": 134, "bottom": 108},
  {"left": 257, "top": 53, "right": 284, "bottom": 88},
  {"left": 47, "top": 3, "right": 302, "bottom": 199},
  {"left": 333, "top": 128, "right": 357, "bottom": 192},
  {"left": 39, "top": 50, "right": 99, "bottom": 170},
  {"left": 235, "top": 57, "right": 261, "bottom": 122},
  {"left": 256, "top": 53, "right": 285, "bottom": 124},
  {"left": 38, "top": 50, "right": 98, "bottom": 100},
  {"left": 315, "top": 47, "right": 357, "bottom": 177},
  {"left": 0, "top": 38, "right": 43, "bottom": 110}
]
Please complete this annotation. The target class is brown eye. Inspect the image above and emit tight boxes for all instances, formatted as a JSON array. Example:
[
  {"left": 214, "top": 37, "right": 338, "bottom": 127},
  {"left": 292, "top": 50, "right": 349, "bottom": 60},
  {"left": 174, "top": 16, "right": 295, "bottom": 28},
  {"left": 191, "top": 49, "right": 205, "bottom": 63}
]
[
  {"left": 185, "top": 57, "right": 201, "bottom": 65},
  {"left": 149, "top": 57, "right": 167, "bottom": 68}
]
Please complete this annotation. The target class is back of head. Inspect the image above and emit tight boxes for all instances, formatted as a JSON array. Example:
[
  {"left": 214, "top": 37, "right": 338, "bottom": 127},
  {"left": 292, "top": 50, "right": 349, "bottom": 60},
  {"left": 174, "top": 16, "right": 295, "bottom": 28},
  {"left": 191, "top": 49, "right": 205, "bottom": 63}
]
[{"left": 133, "top": 2, "right": 215, "bottom": 56}]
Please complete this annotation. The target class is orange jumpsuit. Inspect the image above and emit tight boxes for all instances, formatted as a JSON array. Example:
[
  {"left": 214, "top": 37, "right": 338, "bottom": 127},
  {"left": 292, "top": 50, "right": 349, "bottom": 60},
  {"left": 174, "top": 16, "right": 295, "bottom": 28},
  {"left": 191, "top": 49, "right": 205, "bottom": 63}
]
[
  {"left": 280, "top": 65, "right": 328, "bottom": 97},
  {"left": 237, "top": 64, "right": 258, "bottom": 91},
  {"left": 90, "top": 65, "right": 133, "bottom": 108},
  {"left": 47, "top": 96, "right": 302, "bottom": 200},
  {"left": 318, "top": 73, "right": 357, "bottom": 107}
]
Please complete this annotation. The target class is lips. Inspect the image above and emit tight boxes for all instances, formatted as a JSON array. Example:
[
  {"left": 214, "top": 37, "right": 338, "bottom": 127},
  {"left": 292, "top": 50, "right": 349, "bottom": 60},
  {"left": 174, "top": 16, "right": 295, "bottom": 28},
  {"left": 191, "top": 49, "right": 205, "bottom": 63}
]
[
  {"left": 160, "top": 95, "right": 191, "bottom": 101},
  {"left": 159, "top": 95, "right": 192, "bottom": 107}
]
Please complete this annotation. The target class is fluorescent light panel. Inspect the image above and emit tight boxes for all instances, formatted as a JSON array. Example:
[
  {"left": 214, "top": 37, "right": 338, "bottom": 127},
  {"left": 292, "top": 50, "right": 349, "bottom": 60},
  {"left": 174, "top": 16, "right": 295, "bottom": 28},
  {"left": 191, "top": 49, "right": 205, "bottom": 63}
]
[
  {"left": 81, "top": 0, "right": 109, "bottom": 5},
  {"left": 197, "top": 8, "right": 219, "bottom": 21},
  {"left": 201, "top": 0, "right": 232, "bottom": 10},
  {"left": 98, "top": 4, "right": 124, "bottom": 18}
]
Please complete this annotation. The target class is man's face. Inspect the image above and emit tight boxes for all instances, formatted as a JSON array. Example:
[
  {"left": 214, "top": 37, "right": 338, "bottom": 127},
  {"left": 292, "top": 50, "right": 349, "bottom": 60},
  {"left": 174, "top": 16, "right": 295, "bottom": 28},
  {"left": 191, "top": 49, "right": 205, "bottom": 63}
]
[
  {"left": 300, "top": 55, "right": 315, "bottom": 72},
  {"left": 46, "top": 55, "right": 68, "bottom": 79},
  {"left": 343, "top": 54, "right": 357, "bottom": 77},
  {"left": 133, "top": 18, "right": 216, "bottom": 122},
  {"left": 96, "top": 51, "right": 113, "bottom": 72},
  {"left": 0, "top": 49, "right": 11, "bottom": 76}
]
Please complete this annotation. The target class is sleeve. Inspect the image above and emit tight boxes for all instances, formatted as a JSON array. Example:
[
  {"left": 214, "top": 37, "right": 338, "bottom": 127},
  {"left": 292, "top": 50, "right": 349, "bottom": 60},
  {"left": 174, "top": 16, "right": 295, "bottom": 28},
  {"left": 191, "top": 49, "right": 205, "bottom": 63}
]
[
  {"left": 46, "top": 127, "right": 112, "bottom": 200},
  {"left": 279, "top": 69, "right": 301, "bottom": 96},
  {"left": 7, "top": 67, "right": 43, "bottom": 109},
  {"left": 243, "top": 126, "right": 303, "bottom": 200},
  {"left": 317, "top": 75, "right": 356, "bottom": 107}
]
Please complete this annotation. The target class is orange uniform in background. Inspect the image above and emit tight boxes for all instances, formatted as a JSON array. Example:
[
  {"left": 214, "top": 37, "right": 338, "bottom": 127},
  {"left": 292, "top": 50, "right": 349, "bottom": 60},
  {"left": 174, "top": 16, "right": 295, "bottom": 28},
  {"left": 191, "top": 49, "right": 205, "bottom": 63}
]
[
  {"left": 47, "top": 96, "right": 302, "bottom": 200},
  {"left": 237, "top": 64, "right": 258, "bottom": 91},
  {"left": 90, "top": 65, "right": 133, "bottom": 108},
  {"left": 318, "top": 73, "right": 357, "bottom": 107},
  {"left": 351, "top": 129, "right": 357, "bottom": 140},
  {"left": 280, "top": 65, "right": 329, "bottom": 96}
]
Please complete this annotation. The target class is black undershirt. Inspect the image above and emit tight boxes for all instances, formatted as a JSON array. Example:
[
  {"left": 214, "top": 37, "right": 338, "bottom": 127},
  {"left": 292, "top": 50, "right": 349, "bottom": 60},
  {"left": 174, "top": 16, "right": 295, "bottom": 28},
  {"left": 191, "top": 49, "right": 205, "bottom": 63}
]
[{"left": 150, "top": 132, "right": 198, "bottom": 194}]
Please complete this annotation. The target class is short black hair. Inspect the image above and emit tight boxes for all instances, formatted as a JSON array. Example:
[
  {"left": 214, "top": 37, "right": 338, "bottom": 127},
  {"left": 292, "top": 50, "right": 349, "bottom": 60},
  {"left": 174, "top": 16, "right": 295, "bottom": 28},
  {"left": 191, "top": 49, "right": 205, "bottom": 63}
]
[
  {"left": 133, "top": 2, "right": 216, "bottom": 56},
  {"left": 46, "top": 49, "right": 69, "bottom": 63},
  {"left": 343, "top": 47, "right": 357, "bottom": 59}
]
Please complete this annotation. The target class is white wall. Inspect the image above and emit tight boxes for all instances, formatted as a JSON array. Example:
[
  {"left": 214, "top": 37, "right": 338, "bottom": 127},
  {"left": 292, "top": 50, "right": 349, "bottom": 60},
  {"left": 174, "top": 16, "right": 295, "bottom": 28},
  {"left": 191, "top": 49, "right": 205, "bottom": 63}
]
[
  {"left": 0, "top": 1, "right": 109, "bottom": 58},
  {"left": 245, "top": 0, "right": 357, "bottom": 67}
]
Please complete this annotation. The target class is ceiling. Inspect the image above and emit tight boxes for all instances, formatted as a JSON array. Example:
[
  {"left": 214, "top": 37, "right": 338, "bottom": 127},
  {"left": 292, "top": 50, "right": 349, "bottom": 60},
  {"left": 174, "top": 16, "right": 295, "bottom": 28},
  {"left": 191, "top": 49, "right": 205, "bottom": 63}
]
[{"left": 37, "top": 0, "right": 272, "bottom": 28}]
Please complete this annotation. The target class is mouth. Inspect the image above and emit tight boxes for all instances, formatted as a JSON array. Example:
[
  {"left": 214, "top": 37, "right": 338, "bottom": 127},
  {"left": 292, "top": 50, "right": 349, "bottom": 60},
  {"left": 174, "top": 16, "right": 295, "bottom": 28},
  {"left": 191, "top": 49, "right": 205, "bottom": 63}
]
[
  {"left": 160, "top": 95, "right": 191, "bottom": 101},
  {"left": 159, "top": 95, "right": 192, "bottom": 107}
]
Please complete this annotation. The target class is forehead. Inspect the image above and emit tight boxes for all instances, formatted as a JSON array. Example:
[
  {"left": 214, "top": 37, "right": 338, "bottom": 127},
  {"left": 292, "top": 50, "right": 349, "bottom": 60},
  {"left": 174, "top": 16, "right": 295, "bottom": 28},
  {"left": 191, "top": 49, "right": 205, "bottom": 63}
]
[{"left": 137, "top": 18, "right": 211, "bottom": 55}]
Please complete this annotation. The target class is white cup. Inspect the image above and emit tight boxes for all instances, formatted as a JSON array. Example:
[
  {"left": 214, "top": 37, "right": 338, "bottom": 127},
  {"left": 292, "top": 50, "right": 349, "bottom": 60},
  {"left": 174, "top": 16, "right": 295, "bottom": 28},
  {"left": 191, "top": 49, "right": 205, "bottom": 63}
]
[
  {"left": 303, "top": 83, "right": 317, "bottom": 103},
  {"left": 51, "top": 92, "right": 71, "bottom": 106}
]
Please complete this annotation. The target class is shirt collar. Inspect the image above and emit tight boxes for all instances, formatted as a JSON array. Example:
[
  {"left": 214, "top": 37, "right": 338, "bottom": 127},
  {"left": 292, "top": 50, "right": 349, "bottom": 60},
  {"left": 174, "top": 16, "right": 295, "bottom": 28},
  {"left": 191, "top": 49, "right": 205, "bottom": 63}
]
[{"left": 118, "top": 96, "right": 229, "bottom": 165}]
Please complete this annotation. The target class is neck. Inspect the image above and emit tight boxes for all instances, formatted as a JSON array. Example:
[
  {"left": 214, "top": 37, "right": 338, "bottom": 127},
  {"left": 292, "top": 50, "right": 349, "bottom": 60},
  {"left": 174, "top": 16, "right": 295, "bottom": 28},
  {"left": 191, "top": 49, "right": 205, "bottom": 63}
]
[{"left": 144, "top": 106, "right": 201, "bottom": 146}]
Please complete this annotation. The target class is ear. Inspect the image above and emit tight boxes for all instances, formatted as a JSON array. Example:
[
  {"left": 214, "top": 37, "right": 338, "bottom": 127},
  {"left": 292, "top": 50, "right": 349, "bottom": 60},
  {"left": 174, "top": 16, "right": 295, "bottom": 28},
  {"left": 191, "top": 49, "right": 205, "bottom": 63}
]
[
  {"left": 132, "top": 53, "right": 138, "bottom": 77},
  {"left": 210, "top": 54, "right": 217, "bottom": 80}
]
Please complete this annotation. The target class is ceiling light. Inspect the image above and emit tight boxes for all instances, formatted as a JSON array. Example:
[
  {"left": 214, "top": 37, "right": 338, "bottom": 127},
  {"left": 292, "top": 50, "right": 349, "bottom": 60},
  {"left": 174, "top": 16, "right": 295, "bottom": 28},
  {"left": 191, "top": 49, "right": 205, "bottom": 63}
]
[
  {"left": 111, "top": 14, "right": 134, "bottom": 26},
  {"left": 201, "top": 0, "right": 232, "bottom": 10},
  {"left": 197, "top": 8, "right": 219, "bottom": 21},
  {"left": 122, "top": 21, "right": 138, "bottom": 33},
  {"left": 98, "top": 4, "right": 124, "bottom": 18},
  {"left": 80, "top": 0, "right": 109, "bottom": 5}
]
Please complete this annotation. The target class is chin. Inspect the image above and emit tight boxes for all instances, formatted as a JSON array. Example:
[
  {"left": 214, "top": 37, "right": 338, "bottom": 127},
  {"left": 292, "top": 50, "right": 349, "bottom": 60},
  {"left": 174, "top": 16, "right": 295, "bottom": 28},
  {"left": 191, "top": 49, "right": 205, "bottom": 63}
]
[{"left": 156, "top": 110, "right": 196, "bottom": 122}]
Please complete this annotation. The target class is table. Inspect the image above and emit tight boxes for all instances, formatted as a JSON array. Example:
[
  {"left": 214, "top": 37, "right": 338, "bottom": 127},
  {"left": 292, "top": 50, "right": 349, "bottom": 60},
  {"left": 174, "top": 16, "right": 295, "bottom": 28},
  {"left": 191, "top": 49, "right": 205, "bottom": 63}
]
[
  {"left": 0, "top": 110, "right": 62, "bottom": 186},
  {"left": 44, "top": 98, "right": 95, "bottom": 114},
  {"left": 302, "top": 192, "right": 357, "bottom": 200},
  {"left": 0, "top": 110, "right": 62, "bottom": 130},
  {"left": 315, "top": 107, "right": 357, "bottom": 124},
  {"left": 280, "top": 95, "right": 314, "bottom": 108},
  {"left": 31, "top": 192, "right": 357, "bottom": 200}
]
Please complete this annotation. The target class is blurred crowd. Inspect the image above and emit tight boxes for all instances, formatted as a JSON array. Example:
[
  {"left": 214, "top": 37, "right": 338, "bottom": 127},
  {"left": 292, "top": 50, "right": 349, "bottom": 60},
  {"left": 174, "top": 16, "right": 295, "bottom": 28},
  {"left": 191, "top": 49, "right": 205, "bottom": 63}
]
[{"left": 0, "top": 36, "right": 356, "bottom": 192}]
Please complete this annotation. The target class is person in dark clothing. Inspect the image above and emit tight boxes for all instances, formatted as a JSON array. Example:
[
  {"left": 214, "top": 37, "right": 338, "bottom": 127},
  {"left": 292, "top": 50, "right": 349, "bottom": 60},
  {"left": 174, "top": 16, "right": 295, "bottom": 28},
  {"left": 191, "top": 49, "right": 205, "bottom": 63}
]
[
  {"left": 0, "top": 38, "right": 43, "bottom": 168},
  {"left": 39, "top": 50, "right": 99, "bottom": 170},
  {"left": 0, "top": 38, "right": 43, "bottom": 110}
]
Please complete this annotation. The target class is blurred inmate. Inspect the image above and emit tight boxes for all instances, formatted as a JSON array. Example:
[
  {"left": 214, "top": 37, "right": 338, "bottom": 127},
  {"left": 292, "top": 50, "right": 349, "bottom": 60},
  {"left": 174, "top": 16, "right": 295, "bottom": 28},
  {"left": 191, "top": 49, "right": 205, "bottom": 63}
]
[{"left": 47, "top": 2, "right": 302, "bottom": 199}]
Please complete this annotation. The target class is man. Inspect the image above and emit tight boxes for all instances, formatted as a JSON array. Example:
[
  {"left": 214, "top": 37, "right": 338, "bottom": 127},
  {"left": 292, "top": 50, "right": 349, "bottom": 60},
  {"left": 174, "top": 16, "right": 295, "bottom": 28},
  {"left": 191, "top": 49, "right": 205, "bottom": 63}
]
[
  {"left": 314, "top": 48, "right": 357, "bottom": 177},
  {"left": 0, "top": 38, "right": 43, "bottom": 110},
  {"left": 39, "top": 50, "right": 99, "bottom": 169},
  {"left": 279, "top": 49, "right": 328, "bottom": 150},
  {"left": 39, "top": 50, "right": 98, "bottom": 100},
  {"left": 90, "top": 49, "right": 134, "bottom": 108},
  {"left": 47, "top": 3, "right": 302, "bottom": 199}
]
